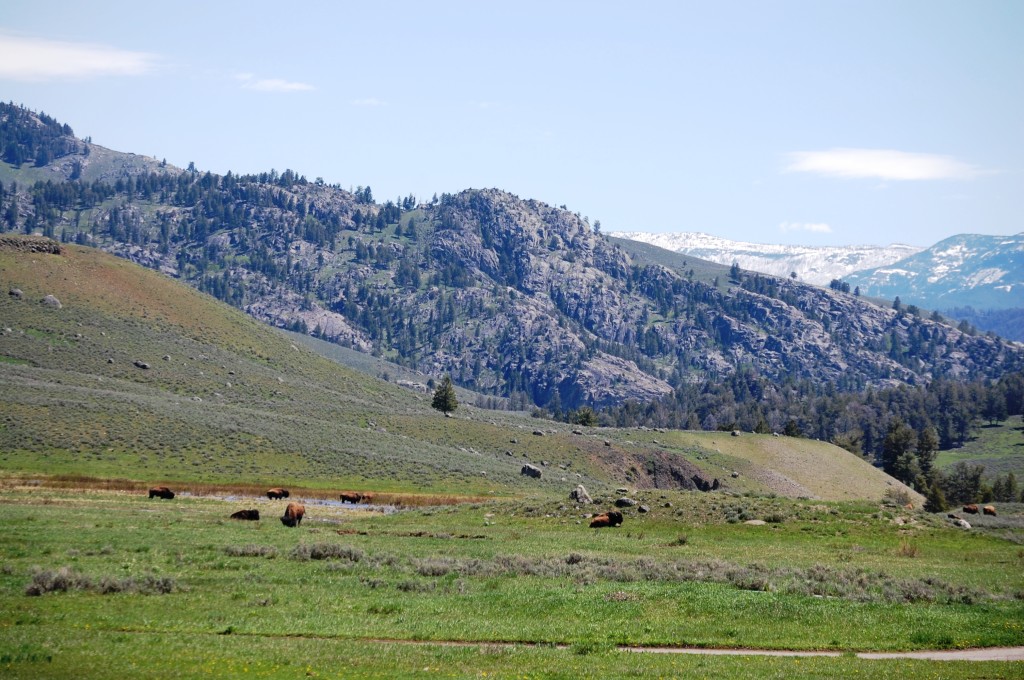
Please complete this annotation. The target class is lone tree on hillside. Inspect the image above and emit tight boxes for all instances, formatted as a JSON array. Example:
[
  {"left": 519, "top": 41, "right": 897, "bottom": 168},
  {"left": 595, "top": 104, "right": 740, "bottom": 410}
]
[{"left": 431, "top": 375, "right": 458, "bottom": 415}]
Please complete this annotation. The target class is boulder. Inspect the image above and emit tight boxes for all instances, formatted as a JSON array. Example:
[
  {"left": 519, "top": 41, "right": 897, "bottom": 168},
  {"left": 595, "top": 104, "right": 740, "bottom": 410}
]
[
  {"left": 614, "top": 497, "right": 636, "bottom": 508},
  {"left": 9, "top": 288, "right": 23, "bottom": 299},
  {"left": 133, "top": 360, "right": 150, "bottom": 370},
  {"left": 569, "top": 484, "right": 593, "bottom": 504},
  {"left": 41, "top": 294, "right": 62, "bottom": 309}
]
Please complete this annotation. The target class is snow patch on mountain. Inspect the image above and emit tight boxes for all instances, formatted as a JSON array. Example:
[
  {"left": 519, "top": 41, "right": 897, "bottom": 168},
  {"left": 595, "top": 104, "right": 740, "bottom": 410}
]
[{"left": 610, "top": 231, "right": 921, "bottom": 285}]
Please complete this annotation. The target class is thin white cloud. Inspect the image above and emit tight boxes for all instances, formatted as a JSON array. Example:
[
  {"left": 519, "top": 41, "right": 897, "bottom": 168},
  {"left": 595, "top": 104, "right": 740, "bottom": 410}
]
[
  {"left": 352, "top": 97, "right": 386, "bottom": 107},
  {"left": 779, "top": 221, "right": 833, "bottom": 234},
  {"left": 0, "top": 33, "right": 157, "bottom": 81},
  {"left": 785, "top": 148, "right": 981, "bottom": 181},
  {"left": 237, "top": 74, "right": 313, "bottom": 92}
]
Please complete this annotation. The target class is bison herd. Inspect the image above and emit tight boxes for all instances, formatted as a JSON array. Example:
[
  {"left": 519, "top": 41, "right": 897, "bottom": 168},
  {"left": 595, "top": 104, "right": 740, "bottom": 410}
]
[
  {"left": 146, "top": 485, "right": 387, "bottom": 527},
  {"left": 962, "top": 504, "right": 997, "bottom": 517}
]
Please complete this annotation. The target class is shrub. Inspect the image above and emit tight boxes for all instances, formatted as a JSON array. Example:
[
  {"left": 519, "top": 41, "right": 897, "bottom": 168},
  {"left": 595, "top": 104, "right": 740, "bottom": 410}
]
[
  {"left": 224, "top": 544, "right": 278, "bottom": 558},
  {"left": 290, "top": 543, "right": 364, "bottom": 562}
]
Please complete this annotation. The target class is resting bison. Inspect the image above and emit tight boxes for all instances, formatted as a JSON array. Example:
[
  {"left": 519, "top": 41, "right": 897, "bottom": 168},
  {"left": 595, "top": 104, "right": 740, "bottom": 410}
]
[
  {"left": 280, "top": 503, "right": 305, "bottom": 527},
  {"left": 521, "top": 464, "right": 542, "bottom": 479},
  {"left": 963, "top": 504, "right": 980, "bottom": 514},
  {"left": 148, "top": 486, "right": 175, "bottom": 499},
  {"left": 230, "top": 509, "right": 260, "bottom": 521},
  {"left": 983, "top": 505, "right": 997, "bottom": 516},
  {"left": 339, "top": 492, "right": 362, "bottom": 504},
  {"left": 589, "top": 510, "right": 624, "bottom": 528},
  {"left": 266, "top": 488, "right": 290, "bottom": 500}
]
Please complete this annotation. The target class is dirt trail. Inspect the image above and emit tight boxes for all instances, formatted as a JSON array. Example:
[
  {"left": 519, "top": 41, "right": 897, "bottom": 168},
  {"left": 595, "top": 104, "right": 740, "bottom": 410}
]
[{"left": 365, "top": 638, "right": 1024, "bottom": 662}]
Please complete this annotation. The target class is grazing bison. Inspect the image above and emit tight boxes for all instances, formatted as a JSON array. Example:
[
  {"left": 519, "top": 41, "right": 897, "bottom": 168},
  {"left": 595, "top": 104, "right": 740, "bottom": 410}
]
[
  {"left": 230, "top": 509, "right": 260, "bottom": 521},
  {"left": 266, "top": 488, "right": 290, "bottom": 500},
  {"left": 339, "top": 492, "right": 362, "bottom": 504},
  {"left": 148, "top": 486, "right": 175, "bottom": 499},
  {"left": 589, "top": 510, "right": 624, "bottom": 528},
  {"left": 983, "top": 505, "right": 997, "bottom": 516},
  {"left": 280, "top": 503, "right": 305, "bottom": 527},
  {"left": 360, "top": 492, "right": 376, "bottom": 504},
  {"left": 963, "top": 504, "right": 980, "bottom": 514}
]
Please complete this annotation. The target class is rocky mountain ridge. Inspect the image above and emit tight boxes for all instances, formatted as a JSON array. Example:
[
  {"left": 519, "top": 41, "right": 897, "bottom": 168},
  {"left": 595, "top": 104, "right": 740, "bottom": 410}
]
[{"left": 3, "top": 102, "right": 1022, "bottom": 410}]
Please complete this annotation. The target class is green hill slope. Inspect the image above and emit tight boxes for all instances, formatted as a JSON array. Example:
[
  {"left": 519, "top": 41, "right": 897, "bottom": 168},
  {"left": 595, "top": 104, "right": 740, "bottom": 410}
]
[{"left": 0, "top": 236, "right": 919, "bottom": 502}]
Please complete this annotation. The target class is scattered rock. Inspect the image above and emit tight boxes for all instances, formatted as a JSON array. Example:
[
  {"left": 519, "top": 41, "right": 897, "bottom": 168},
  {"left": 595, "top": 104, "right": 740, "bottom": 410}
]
[
  {"left": 163, "top": 355, "right": 171, "bottom": 361},
  {"left": 604, "top": 440, "right": 611, "bottom": 447},
  {"left": 614, "top": 497, "right": 637, "bottom": 508},
  {"left": 8, "top": 288, "right": 23, "bottom": 299},
  {"left": 510, "top": 438, "right": 518, "bottom": 444},
  {"left": 133, "top": 360, "right": 150, "bottom": 370},
  {"left": 731, "top": 471, "right": 740, "bottom": 478},
  {"left": 663, "top": 502, "right": 673, "bottom": 508},
  {"left": 569, "top": 484, "right": 593, "bottom": 504},
  {"left": 572, "top": 429, "right": 583, "bottom": 435},
  {"left": 41, "top": 294, "right": 62, "bottom": 309},
  {"left": 950, "top": 517, "right": 971, "bottom": 530},
  {"left": 744, "top": 519, "right": 766, "bottom": 526},
  {"left": 532, "top": 430, "right": 545, "bottom": 436},
  {"left": 638, "top": 504, "right": 650, "bottom": 513},
  {"left": 731, "top": 430, "right": 741, "bottom": 437},
  {"left": 107, "top": 358, "right": 114, "bottom": 364},
  {"left": 505, "top": 450, "right": 513, "bottom": 456}
]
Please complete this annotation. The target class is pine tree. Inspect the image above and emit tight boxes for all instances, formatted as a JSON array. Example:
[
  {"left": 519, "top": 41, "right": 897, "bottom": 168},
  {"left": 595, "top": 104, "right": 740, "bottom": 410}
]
[{"left": 431, "top": 375, "right": 458, "bottom": 415}]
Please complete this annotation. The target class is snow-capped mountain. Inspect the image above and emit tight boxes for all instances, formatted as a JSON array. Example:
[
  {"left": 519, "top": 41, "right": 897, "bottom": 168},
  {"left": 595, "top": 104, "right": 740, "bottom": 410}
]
[
  {"left": 845, "top": 233, "right": 1024, "bottom": 311},
  {"left": 610, "top": 231, "right": 921, "bottom": 285}
]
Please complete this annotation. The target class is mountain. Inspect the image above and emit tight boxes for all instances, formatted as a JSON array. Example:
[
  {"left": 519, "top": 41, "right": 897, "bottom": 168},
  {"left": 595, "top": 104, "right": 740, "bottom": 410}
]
[
  {"left": 844, "top": 233, "right": 1024, "bottom": 313},
  {"left": 0, "top": 234, "right": 921, "bottom": 501},
  {"left": 2, "top": 102, "right": 1023, "bottom": 414},
  {"left": 610, "top": 230, "right": 922, "bottom": 285}
]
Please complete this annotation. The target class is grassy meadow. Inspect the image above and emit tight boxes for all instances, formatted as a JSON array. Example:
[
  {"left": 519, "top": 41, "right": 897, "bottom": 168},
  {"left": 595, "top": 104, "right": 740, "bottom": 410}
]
[{"left": 0, "top": 485, "right": 1022, "bottom": 678}]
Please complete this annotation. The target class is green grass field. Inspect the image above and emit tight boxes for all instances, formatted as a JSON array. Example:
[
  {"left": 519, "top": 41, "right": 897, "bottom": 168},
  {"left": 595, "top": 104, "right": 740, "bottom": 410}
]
[
  {"left": 936, "top": 415, "right": 1024, "bottom": 482},
  {"left": 0, "top": 486, "right": 1021, "bottom": 678}
]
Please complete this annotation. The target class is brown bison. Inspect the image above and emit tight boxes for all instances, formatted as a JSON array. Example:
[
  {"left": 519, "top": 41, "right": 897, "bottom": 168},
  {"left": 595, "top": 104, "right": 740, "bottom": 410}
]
[
  {"left": 280, "top": 503, "right": 305, "bottom": 527},
  {"left": 230, "top": 509, "right": 260, "bottom": 521},
  {"left": 148, "top": 486, "right": 175, "bottom": 499},
  {"left": 589, "top": 510, "right": 624, "bottom": 528},
  {"left": 360, "top": 492, "right": 376, "bottom": 504},
  {"left": 339, "top": 492, "right": 362, "bottom": 504},
  {"left": 266, "top": 488, "right": 290, "bottom": 500},
  {"left": 963, "top": 504, "right": 980, "bottom": 514},
  {"left": 983, "top": 505, "right": 997, "bottom": 516}
]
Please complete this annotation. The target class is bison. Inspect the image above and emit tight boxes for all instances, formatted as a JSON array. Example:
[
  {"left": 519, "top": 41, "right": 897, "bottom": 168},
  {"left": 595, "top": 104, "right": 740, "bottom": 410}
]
[
  {"left": 521, "top": 464, "right": 542, "bottom": 479},
  {"left": 589, "top": 510, "right": 624, "bottom": 528},
  {"left": 230, "top": 509, "right": 260, "bottom": 521},
  {"left": 280, "top": 503, "right": 305, "bottom": 527},
  {"left": 963, "top": 504, "right": 980, "bottom": 514},
  {"left": 360, "top": 492, "right": 376, "bottom": 504},
  {"left": 339, "top": 492, "right": 362, "bottom": 504},
  {"left": 148, "top": 486, "right": 175, "bottom": 499},
  {"left": 266, "top": 488, "right": 290, "bottom": 500},
  {"left": 983, "top": 505, "right": 997, "bottom": 517}
]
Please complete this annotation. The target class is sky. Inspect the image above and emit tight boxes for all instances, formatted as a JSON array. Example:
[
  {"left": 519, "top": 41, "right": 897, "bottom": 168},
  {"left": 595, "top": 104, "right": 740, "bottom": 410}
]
[{"left": 1, "top": 0, "right": 1021, "bottom": 248}]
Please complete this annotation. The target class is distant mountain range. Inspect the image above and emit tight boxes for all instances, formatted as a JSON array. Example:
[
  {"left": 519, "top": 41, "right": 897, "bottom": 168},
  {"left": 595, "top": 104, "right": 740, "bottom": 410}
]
[
  {"left": 844, "top": 233, "right": 1024, "bottom": 312},
  {"left": 610, "top": 231, "right": 922, "bottom": 286}
]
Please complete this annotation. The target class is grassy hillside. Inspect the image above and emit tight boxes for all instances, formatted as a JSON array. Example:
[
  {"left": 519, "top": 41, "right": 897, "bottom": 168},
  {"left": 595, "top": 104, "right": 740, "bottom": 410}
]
[
  {"left": 936, "top": 415, "right": 1024, "bottom": 480},
  {"left": 0, "top": 237, "right": 920, "bottom": 502}
]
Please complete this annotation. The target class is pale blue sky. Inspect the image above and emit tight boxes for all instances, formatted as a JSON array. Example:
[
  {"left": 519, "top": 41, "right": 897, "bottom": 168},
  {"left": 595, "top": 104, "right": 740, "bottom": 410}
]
[{"left": 2, "top": 0, "right": 1021, "bottom": 247}]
